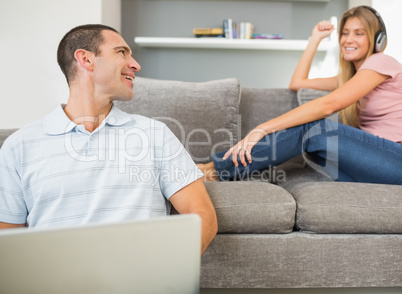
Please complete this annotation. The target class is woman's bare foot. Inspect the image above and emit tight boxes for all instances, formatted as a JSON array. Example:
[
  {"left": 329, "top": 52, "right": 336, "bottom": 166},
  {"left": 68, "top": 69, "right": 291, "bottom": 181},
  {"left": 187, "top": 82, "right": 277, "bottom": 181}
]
[{"left": 197, "top": 162, "right": 219, "bottom": 181}]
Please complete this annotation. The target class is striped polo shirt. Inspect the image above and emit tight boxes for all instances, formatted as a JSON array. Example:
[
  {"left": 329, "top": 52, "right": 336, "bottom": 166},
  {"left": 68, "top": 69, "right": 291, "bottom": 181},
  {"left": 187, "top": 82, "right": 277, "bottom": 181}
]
[{"left": 0, "top": 104, "right": 202, "bottom": 228}]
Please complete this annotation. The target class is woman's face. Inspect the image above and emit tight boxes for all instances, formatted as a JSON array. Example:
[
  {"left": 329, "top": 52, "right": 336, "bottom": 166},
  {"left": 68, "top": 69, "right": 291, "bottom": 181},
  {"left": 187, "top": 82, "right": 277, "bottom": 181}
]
[{"left": 340, "top": 16, "right": 370, "bottom": 69}]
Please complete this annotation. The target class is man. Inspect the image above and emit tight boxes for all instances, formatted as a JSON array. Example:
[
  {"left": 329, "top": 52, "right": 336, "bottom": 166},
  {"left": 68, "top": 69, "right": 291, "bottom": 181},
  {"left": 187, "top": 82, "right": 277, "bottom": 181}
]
[{"left": 0, "top": 24, "right": 217, "bottom": 254}]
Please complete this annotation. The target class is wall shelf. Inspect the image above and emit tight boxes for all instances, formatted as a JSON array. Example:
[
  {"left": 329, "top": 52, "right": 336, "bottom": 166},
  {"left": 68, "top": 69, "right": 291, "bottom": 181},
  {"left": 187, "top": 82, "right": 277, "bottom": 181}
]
[{"left": 134, "top": 37, "right": 331, "bottom": 51}]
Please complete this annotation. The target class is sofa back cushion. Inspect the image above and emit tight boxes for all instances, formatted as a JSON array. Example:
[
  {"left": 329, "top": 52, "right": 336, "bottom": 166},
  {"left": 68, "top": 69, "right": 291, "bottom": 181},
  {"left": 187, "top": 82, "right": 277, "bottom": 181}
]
[
  {"left": 239, "top": 88, "right": 298, "bottom": 138},
  {"left": 297, "top": 88, "right": 341, "bottom": 123},
  {"left": 296, "top": 88, "right": 331, "bottom": 105},
  {"left": 115, "top": 77, "right": 241, "bottom": 163},
  {"left": 0, "top": 129, "right": 18, "bottom": 149}
]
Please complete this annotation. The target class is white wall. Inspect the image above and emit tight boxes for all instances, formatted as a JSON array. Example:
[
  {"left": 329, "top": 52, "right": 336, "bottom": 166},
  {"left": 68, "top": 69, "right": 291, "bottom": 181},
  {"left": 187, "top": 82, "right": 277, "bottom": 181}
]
[
  {"left": 372, "top": 0, "right": 402, "bottom": 63},
  {"left": 0, "top": 0, "right": 121, "bottom": 129},
  {"left": 349, "top": 0, "right": 372, "bottom": 8}
]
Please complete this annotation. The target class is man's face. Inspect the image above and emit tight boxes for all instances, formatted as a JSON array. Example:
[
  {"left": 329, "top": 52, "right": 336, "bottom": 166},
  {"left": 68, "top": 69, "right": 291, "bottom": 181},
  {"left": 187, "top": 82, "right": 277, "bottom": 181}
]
[{"left": 92, "top": 30, "right": 141, "bottom": 101}]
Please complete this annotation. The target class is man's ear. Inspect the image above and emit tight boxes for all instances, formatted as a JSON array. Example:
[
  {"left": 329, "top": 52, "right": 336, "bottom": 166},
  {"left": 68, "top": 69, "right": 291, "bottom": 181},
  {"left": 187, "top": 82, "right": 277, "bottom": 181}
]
[{"left": 74, "top": 49, "right": 95, "bottom": 72}]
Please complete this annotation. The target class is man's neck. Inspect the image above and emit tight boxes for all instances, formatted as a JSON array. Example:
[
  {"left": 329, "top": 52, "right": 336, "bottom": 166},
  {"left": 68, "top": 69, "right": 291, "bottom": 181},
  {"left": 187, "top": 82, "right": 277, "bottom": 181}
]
[{"left": 64, "top": 89, "right": 113, "bottom": 133}]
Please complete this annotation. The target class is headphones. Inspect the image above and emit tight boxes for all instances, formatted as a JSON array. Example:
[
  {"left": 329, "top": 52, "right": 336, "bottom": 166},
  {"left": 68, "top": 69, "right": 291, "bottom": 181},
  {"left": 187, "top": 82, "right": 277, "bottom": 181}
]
[{"left": 361, "top": 6, "right": 387, "bottom": 53}]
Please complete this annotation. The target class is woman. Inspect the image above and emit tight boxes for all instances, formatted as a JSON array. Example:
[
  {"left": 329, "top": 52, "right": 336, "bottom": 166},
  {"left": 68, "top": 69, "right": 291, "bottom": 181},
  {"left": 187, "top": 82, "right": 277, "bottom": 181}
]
[{"left": 199, "top": 6, "right": 402, "bottom": 184}]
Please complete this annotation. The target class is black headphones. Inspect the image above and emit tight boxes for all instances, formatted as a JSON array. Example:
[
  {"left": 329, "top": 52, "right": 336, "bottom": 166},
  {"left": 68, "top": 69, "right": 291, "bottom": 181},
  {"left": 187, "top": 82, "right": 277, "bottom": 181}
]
[{"left": 361, "top": 6, "right": 387, "bottom": 53}]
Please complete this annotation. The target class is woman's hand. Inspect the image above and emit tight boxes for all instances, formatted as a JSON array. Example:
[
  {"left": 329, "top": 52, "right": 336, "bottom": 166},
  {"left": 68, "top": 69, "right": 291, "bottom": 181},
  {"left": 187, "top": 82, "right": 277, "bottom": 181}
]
[
  {"left": 223, "top": 126, "right": 268, "bottom": 167},
  {"left": 311, "top": 20, "right": 335, "bottom": 41}
]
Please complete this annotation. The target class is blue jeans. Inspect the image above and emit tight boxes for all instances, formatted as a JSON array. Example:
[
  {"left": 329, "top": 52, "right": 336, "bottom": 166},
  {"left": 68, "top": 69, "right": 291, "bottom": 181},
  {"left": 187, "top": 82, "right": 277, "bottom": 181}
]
[{"left": 212, "top": 119, "right": 402, "bottom": 185}]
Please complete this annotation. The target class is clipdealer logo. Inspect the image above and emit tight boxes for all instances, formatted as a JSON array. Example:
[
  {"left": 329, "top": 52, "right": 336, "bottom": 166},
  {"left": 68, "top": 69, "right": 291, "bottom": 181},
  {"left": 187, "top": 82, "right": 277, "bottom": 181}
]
[{"left": 63, "top": 115, "right": 237, "bottom": 175}]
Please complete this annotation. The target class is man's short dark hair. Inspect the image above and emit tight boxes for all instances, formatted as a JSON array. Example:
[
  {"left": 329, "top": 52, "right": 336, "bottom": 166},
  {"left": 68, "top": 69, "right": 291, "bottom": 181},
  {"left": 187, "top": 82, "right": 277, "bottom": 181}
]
[{"left": 57, "top": 24, "right": 119, "bottom": 85}]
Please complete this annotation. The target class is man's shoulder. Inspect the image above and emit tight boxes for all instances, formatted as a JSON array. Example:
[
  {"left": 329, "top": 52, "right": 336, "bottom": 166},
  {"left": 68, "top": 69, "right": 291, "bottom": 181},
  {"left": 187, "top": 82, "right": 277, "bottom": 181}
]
[{"left": 2, "top": 119, "right": 46, "bottom": 150}]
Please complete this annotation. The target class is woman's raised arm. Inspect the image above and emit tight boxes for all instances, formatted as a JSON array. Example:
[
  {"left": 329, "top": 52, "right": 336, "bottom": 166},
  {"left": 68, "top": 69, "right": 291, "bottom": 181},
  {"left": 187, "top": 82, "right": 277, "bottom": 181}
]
[{"left": 289, "top": 20, "right": 338, "bottom": 92}]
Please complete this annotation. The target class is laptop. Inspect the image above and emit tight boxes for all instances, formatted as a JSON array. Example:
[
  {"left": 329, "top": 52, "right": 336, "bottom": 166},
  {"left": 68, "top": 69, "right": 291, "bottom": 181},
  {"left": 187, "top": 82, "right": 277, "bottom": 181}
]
[{"left": 0, "top": 214, "right": 201, "bottom": 294}]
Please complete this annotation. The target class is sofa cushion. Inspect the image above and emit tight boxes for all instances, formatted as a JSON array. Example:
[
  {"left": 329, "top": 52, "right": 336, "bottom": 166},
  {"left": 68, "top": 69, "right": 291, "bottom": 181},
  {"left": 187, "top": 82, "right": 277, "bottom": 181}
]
[
  {"left": 293, "top": 182, "right": 402, "bottom": 233},
  {"left": 204, "top": 181, "right": 296, "bottom": 234},
  {"left": 0, "top": 129, "right": 18, "bottom": 148},
  {"left": 297, "top": 88, "right": 340, "bottom": 123},
  {"left": 239, "top": 88, "right": 298, "bottom": 138},
  {"left": 297, "top": 88, "right": 331, "bottom": 105},
  {"left": 201, "top": 233, "right": 402, "bottom": 288},
  {"left": 115, "top": 77, "right": 241, "bottom": 163},
  {"left": 276, "top": 157, "right": 333, "bottom": 192}
]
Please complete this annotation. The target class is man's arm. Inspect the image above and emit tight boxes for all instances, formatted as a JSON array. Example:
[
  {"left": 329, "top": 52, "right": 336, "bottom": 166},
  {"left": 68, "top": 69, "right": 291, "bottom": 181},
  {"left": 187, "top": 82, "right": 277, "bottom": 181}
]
[
  {"left": 169, "top": 179, "right": 217, "bottom": 255},
  {"left": 0, "top": 222, "right": 26, "bottom": 229}
]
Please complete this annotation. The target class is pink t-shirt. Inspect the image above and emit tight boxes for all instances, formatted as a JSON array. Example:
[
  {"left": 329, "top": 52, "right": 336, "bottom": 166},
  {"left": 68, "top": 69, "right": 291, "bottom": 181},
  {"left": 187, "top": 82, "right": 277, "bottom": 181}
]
[{"left": 357, "top": 53, "right": 402, "bottom": 143}]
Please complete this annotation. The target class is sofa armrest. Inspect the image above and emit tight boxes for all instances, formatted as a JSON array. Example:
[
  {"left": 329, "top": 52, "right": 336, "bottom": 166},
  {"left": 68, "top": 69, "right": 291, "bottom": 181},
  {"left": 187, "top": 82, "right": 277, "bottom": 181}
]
[{"left": 0, "top": 129, "right": 18, "bottom": 148}]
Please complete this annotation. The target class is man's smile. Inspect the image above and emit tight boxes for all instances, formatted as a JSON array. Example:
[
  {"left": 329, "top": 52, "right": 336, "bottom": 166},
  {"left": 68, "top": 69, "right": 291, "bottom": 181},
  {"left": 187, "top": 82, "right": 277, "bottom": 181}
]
[{"left": 122, "top": 74, "right": 134, "bottom": 81}]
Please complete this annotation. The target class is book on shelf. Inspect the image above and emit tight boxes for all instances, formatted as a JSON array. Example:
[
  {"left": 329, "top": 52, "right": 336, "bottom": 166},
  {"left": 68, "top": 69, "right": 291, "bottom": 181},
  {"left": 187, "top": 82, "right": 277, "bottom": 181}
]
[
  {"left": 240, "top": 22, "right": 254, "bottom": 39},
  {"left": 223, "top": 19, "right": 233, "bottom": 39},
  {"left": 193, "top": 28, "right": 223, "bottom": 38},
  {"left": 193, "top": 20, "right": 282, "bottom": 40},
  {"left": 223, "top": 19, "right": 254, "bottom": 39}
]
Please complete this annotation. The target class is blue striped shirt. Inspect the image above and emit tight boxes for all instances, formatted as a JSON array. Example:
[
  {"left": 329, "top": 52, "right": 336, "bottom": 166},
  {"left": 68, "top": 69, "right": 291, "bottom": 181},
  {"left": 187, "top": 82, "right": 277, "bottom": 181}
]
[{"left": 0, "top": 105, "right": 202, "bottom": 227}]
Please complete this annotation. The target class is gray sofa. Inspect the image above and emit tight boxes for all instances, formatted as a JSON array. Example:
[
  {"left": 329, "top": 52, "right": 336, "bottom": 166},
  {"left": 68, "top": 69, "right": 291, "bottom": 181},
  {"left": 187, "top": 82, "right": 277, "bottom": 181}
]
[{"left": 1, "top": 77, "right": 401, "bottom": 289}]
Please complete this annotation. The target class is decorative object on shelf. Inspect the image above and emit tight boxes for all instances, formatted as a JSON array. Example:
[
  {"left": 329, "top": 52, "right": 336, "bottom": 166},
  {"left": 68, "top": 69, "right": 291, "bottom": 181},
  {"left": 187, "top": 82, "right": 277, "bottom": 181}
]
[{"left": 252, "top": 33, "right": 284, "bottom": 39}]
